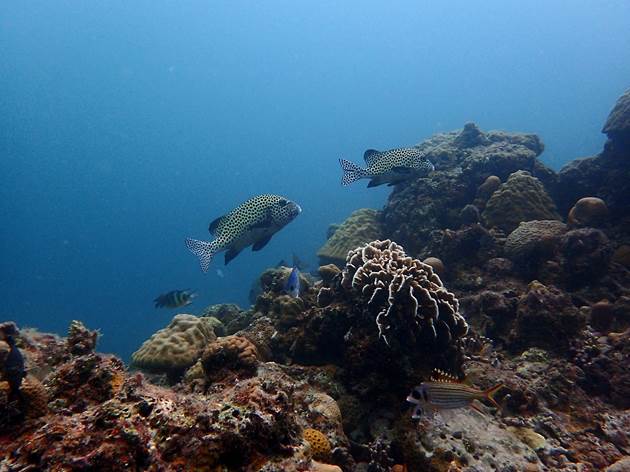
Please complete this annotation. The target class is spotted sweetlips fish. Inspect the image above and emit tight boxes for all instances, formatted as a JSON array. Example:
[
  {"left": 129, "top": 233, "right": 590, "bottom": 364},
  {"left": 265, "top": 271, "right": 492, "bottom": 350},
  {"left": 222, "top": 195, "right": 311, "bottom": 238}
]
[
  {"left": 154, "top": 289, "right": 197, "bottom": 309},
  {"left": 186, "top": 194, "right": 302, "bottom": 271},
  {"left": 406, "top": 370, "right": 503, "bottom": 419},
  {"left": 339, "top": 147, "right": 434, "bottom": 187}
]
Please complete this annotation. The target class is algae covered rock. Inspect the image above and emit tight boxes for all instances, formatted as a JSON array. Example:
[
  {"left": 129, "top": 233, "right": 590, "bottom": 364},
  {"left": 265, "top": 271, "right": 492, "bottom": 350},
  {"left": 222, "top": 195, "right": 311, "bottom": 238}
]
[
  {"left": 603, "top": 88, "right": 630, "bottom": 145},
  {"left": 317, "top": 208, "right": 384, "bottom": 267},
  {"left": 131, "top": 314, "right": 218, "bottom": 381},
  {"left": 482, "top": 170, "right": 560, "bottom": 233}
]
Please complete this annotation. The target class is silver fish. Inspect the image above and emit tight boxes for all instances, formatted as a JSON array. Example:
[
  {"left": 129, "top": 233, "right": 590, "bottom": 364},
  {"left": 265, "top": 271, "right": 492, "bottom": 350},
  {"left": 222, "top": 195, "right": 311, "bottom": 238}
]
[
  {"left": 406, "top": 370, "right": 503, "bottom": 418},
  {"left": 186, "top": 194, "right": 301, "bottom": 271},
  {"left": 340, "top": 147, "right": 434, "bottom": 187}
]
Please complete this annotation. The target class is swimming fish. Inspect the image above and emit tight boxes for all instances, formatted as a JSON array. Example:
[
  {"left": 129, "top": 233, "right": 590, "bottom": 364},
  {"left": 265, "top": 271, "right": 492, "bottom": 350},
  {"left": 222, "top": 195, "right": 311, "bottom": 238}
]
[
  {"left": 284, "top": 266, "right": 300, "bottom": 298},
  {"left": 154, "top": 289, "right": 197, "bottom": 309},
  {"left": 186, "top": 194, "right": 302, "bottom": 271},
  {"left": 340, "top": 147, "right": 434, "bottom": 187},
  {"left": 1, "top": 324, "right": 26, "bottom": 396},
  {"left": 406, "top": 370, "right": 503, "bottom": 419}
]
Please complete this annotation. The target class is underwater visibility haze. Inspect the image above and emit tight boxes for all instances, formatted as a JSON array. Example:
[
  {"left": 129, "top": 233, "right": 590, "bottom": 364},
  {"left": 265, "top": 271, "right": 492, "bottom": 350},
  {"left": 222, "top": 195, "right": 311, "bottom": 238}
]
[{"left": 2, "top": 1, "right": 630, "bottom": 470}]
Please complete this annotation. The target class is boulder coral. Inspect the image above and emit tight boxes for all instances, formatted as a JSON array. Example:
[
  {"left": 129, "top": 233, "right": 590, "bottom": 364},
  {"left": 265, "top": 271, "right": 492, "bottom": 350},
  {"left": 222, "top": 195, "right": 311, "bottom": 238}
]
[
  {"left": 338, "top": 239, "right": 468, "bottom": 351},
  {"left": 131, "top": 314, "right": 218, "bottom": 382},
  {"left": 200, "top": 335, "right": 259, "bottom": 383},
  {"left": 567, "top": 196, "right": 608, "bottom": 227},
  {"left": 504, "top": 220, "right": 567, "bottom": 276},
  {"left": 318, "top": 208, "right": 384, "bottom": 267},
  {"left": 482, "top": 170, "right": 561, "bottom": 233}
]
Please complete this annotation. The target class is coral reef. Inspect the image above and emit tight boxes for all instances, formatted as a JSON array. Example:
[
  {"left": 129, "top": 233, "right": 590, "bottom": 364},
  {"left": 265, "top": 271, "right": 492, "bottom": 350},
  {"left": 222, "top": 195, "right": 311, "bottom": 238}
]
[
  {"left": 317, "top": 208, "right": 384, "bottom": 267},
  {"left": 3, "top": 91, "right": 630, "bottom": 471},
  {"left": 199, "top": 335, "right": 259, "bottom": 383},
  {"left": 504, "top": 220, "right": 567, "bottom": 276},
  {"left": 131, "top": 314, "right": 219, "bottom": 382},
  {"left": 482, "top": 170, "right": 561, "bottom": 233},
  {"left": 337, "top": 239, "right": 467, "bottom": 350},
  {"left": 568, "top": 196, "right": 608, "bottom": 228}
]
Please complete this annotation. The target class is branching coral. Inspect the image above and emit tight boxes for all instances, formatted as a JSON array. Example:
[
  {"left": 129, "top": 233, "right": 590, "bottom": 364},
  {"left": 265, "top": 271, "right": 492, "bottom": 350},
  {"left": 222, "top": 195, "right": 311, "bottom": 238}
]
[{"left": 338, "top": 239, "right": 468, "bottom": 350}]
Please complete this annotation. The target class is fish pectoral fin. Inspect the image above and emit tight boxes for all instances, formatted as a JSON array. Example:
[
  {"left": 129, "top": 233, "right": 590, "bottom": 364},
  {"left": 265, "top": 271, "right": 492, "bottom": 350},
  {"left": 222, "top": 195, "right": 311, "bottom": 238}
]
[
  {"left": 367, "top": 177, "right": 387, "bottom": 188},
  {"left": 250, "top": 211, "right": 274, "bottom": 229},
  {"left": 252, "top": 235, "right": 273, "bottom": 251},
  {"left": 224, "top": 247, "right": 243, "bottom": 265}
]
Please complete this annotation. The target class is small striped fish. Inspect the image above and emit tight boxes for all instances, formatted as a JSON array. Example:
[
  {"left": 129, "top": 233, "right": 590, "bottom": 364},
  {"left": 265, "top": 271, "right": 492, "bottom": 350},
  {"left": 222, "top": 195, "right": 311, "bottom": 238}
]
[
  {"left": 153, "top": 290, "right": 197, "bottom": 309},
  {"left": 406, "top": 370, "right": 503, "bottom": 418}
]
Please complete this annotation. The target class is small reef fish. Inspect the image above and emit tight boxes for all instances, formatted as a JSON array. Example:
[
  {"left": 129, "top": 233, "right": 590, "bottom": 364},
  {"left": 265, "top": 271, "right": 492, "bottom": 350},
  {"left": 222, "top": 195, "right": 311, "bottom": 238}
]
[
  {"left": 284, "top": 266, "right": 301, "bottom": 298},
  {"left": 1, "top": 324, "right": 26, "bottom": 396},
  {"left": 154, "top": 290, "right": 197, "bottom": 309},
  {"left": 186, "top": 194, "right": 302, "bottom": 271},
  {"left": 406, "top": 370, "right": 503, "bottom": 419},
  {"left": 339, "top": 147, "right": 434, "bottom": 187}
]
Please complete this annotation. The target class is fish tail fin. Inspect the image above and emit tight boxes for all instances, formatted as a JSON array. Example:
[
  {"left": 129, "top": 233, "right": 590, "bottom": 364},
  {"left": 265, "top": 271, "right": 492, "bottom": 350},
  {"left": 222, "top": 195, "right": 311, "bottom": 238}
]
[
  {"left": 339, "top": 158, "right": 367, "bottom": 186},
  {"left": 482, "top": 383, "right": 504, "bottom": 409},
  {"left": 185, "top": 238, "right": 218, "bottom": 273}
]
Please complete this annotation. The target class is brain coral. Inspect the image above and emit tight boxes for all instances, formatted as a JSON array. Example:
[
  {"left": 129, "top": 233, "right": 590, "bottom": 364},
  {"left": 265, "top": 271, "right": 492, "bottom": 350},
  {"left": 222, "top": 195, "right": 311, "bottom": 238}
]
[
  {"left": 339, "top": 239, "right": 468, "bottom": 350},
  {"left": 317, "top": 208, "right": 384, "bottom": 267},
  {"left": 504, "top": 220, "right": 567, "bottom": 267},
  {"left": 201, "top": 335, "right": 259, "bottom": 383},
  {"left": 132, "top": 314, "right": 218, "bottom": 380},
  {"left": 482, "top": 170, "right": 560, "bottom": 233}
]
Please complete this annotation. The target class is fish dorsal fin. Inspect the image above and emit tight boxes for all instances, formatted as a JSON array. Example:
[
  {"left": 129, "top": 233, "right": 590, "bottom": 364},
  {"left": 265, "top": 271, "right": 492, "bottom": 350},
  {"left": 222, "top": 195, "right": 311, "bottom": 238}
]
[
  {"left": 209, "top": 215, "right": 227, "bottom": 235},
  {"left": 363, "top": 149, "right": 381, "bottom": 165},
  {"left": 430, "top": 369, "right": 462, "bottom": 383}
]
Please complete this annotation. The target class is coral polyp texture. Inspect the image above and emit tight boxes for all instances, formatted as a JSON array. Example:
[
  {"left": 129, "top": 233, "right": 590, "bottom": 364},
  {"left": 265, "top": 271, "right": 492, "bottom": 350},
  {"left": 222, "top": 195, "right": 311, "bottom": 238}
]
[
  {"left": 317, "top": 208, "right": 384, "bottom": 267},
  {"left": 339, "top": 239, "right": 468, "bottom": 350},
  {"left": 131, "top": 313, "right": 218, "bottom": 382}
]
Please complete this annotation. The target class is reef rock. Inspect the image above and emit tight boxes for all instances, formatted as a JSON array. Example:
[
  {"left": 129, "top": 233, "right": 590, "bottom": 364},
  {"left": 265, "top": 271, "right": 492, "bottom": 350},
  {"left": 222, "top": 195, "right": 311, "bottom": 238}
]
[
  {"left": 131, "top": 314, "right": 218, "bottom": 382},
  {"left": 482, "top": 170, "right": 561, "bottom": 233},
  {"left": 382, "top": 124, "right": 554, "bottom": 255},
  {"left": 603, "top": 88, "right": 630, "bottom": 147},
  {"left": 557, "top": 90, "right": 630, "bottom": 218},
  {"left": 559, "top": 228, "right": 613, "bottom": 288},
  {"left": 509, "top": 281, "right": 585, "bottom": 353},
  {"left": 318, "top": 208, "right": 384, "bottom": 267}
]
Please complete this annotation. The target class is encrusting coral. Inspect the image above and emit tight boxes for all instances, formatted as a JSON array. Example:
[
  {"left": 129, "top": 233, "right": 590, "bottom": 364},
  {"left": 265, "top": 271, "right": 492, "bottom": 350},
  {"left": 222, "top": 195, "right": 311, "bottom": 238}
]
[
  {"left": 318, "top": 208, "right": 384, "bottom": 267},
  {"left": 482, "top": 170, "right": 561, "bottom": 233},
  {"left": 131, "top": 314, "right": 218, "bottom": 382},
  {"left": 337, "top": 239, "right": 468, "bottom": 350}
]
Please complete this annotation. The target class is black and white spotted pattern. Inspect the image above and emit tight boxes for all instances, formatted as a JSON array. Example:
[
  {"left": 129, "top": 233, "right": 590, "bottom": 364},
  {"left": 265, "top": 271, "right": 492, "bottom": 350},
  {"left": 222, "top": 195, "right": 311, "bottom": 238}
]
[
  {"left": 340, "top": 147, "right": 434, "bottom": 187},
  {"left": 186, "top": 194, "right": 301, "bottom": 271}
]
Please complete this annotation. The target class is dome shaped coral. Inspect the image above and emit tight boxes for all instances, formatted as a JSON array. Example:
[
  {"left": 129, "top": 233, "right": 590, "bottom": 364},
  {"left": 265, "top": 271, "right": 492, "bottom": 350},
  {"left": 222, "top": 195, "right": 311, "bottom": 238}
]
[{"left": 303, "top": 427, "right": 331, "bottom": 460}]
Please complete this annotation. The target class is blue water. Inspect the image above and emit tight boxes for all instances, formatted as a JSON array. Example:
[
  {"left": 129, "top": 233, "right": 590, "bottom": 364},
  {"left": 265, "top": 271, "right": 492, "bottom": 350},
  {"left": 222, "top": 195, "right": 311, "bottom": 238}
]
[{"left": 2, "top": 1, "right": 629, "bottom": 360}]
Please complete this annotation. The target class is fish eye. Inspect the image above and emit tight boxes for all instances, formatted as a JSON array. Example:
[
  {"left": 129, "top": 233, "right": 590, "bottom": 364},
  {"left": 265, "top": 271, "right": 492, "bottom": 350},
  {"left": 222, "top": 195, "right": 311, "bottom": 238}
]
[
  {"left": 278, "top": 199, "right": 288, "bottom": 206},
  {"left": 410, "top": 388, "right": 422, "bottom": 400}
]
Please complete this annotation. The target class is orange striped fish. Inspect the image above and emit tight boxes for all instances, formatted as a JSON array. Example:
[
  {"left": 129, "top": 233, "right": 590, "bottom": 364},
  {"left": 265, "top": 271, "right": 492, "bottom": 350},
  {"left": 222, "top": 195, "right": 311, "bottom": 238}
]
[{"left": 406, "top": 370, "right": 503, "bottom": 418}]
